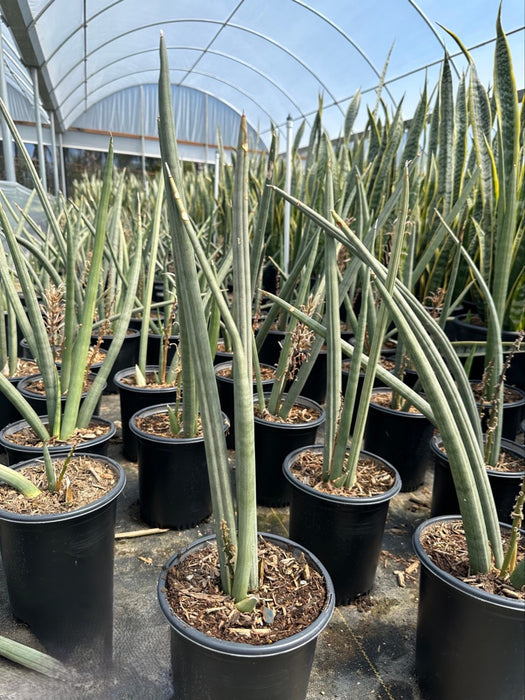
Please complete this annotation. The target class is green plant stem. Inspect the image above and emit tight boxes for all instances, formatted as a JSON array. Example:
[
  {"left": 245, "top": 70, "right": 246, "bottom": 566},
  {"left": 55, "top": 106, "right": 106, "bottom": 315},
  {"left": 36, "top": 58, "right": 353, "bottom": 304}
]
[
  {"left": 345, "top": 167, "right": 410, "bottom": 485},
  {"left": 323, "top": 152, "right": 341, "bottom": 477},
  {"left": 0, "top": 635, "right": 70, "bottom": 680},
  {"left": 269, "top": 183, "right": 500, "bottom": 574},
  {"left": 159, "top": 33, "right": 237, "bottom": 594},
  {"left": 0, "top": 463, "right": 41, "bottom": 498},
  {"left": 137, "top": 174, "right": 165, "bottom": 374},
  {"left": 332, "top": 267, "right": 370, "bottom": 484},
  {"left": 60, "top": 141, "right": 114, "bottom": 439}
]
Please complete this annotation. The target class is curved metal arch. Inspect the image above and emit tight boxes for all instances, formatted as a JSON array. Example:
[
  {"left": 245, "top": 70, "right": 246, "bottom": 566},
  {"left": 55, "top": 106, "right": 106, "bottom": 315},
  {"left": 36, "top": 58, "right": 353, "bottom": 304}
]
[
  {"left": 104, "top": 46, "right": 307, "bottom": 122},
  {"left": 54, "top": 43, "right": 309, "bottom": 128},
  {"left": 62, "top": 17, "right": 346, "bottom": 118},
  {"left": 407, "top": 0, "right": 460, "bottom": 78},
  {"left": 292, "top": 0, "right": 398, "bottom": 106},
  {"left": 61, "top": 67, "right": 278, "bottom": 139}
]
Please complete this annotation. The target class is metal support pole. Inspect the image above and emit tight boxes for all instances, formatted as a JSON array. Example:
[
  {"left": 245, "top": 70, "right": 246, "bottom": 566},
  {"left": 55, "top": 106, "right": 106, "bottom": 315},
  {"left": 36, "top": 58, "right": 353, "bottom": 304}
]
[
  {"left": 0, "top": 19, "right": 15, "bottom": 182},
  {"left": 31, "top": 66, "right": 47, "bottom": 191},
  {"left": 283, "top": 115, "right": 293, "bottom": 275},
  {"left": 204, "top": 94, "right": 209, "bottom": 165},
  {"left": 140, "top": 85, "right": 148, "bottom": 195},
  {"left": 58, "top": 131, "right": 67, "bottom": 198},
  {"left": 49, "top": 111, "right": 59, "bottom": 195},
  {"left": 213, "top": 150, "right": 220, "bottom": 243}
]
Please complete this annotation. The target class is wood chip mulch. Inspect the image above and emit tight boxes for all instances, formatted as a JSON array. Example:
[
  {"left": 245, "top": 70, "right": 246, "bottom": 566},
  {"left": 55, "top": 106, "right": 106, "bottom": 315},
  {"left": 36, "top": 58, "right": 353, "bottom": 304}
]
[
  {"left": 20, "top": 375, "right": 97, "bottom": 396},
  {"left": 436, "top": 443, "right": 524, "bottom": 474},
  {"left": 0, "top": 455, "right": 118, "bottom": 515},
  {"left": 254, "top": 403, "right": 321, "bottom": 424},
  {"left": 369, "top": 390, "right": 423, "bottom": 414},
  {"left": 135, "top": 411, "right": 204, "bottom": 438},
  {"left": 216, "top": 366, "right": 276, "bottom": 381},
  {"left": 4, "top": 420, "right": 111, "bottom": 447},
  {"left": 489, "top": 450, "right": 525, "bottom": 474},
  {"left": 471, "top": 381, "right": 523, "bottom": 405},
  {"left": 119, "top": 371, "right": 177, "bottom": 389},
  {"left": 163, "top": 536, "right": 328, "bottom": 645},
  {"left": 420, "top": 519, "right": 525, "bottom": 600},
  {"left": 2, "top": 359, "right": 39, "bottom": 378},
  {"left": 290, "top": 449, "right": 396, "bottom": 497}
]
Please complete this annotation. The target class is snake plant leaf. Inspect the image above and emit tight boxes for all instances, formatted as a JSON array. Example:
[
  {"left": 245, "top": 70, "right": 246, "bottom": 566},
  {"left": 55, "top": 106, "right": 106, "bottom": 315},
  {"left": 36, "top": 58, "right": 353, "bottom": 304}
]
[
  {"left": 159, "top": 33, "right": 238, "bottom": 596},
  {"left": 0, "top": 635, "right": 71, "bottom": 681}
]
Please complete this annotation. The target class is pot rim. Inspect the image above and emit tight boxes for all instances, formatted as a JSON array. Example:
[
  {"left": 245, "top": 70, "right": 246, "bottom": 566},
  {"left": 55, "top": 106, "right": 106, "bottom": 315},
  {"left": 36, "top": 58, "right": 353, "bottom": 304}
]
[
  {"left": 430, "top": 434, "right": 525, "bottom": 478},
  {"left": 367, "top": 386, "right": 428, "bottom": 419},
  {"left": 129, "top": 403, "right": 229, "bottom": 444},
  {"left": 0, "top": 415, "right": 116, "bottom": 452},
  {"left": 468, "top": 379, "right": 525, "bottom": 406},
  {"left": 16, "top": 371, "right": 104, "bottom": 397},
  {"left": 253, "top": 393, "right": 326, "bottom": 428},
  {"left": 214, "top": 360, "right": 276, "bottom": 385},
  {"left": 0, "top": 453, "right": 126, "bottom": 523},
  {"left": 413, "top": 514, "right": 525, "bottom": 611},
  {"left": 453, "top": 314, "right": 524, "bottom": 340},
  {"left": 91, "top": 327, "right": 141, "bottom": 341},
  {"left": 113, "top": 365, "right": 178, "bottom": 392},
  {"left": 157, "top": 531, "right": 335, "bottom": 657},
  {"left": 283, "top": 444, "right": 402, "bottom": 505}
]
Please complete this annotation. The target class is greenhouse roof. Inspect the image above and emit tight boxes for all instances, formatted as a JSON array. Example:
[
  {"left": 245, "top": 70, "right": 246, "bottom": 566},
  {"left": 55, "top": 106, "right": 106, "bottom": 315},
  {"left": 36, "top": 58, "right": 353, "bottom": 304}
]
[{"left": 0, "top": 0, "right": 523, "bottom": 156}]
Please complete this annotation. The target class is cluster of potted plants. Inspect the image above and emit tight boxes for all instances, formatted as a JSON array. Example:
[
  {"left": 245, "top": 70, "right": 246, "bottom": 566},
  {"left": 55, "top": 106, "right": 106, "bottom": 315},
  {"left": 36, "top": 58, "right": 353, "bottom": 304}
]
[{"left": 0, "top": 11, "right": 523, "bottom": 700}]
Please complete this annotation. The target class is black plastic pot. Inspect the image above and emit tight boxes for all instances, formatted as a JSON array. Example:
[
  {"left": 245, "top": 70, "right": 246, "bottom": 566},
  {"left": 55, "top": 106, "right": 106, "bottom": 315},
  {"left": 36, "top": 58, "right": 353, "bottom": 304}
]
[
  {"left": 0, "top": 454, "right": 126, "bottom": 667},
  {"left": 91, "top": 328, "right": 141, "bottom": 392},
  {"left": 129, "top": 403, "right": 226, "bottom": 529},
  {"left": 299, "top": 348, "right": 327, "bottom": 405},
  {"left": 363, "top": 387, "right": 434, "bottom": 492},
  {"left": 472, "top": 381, "right": 525, "bottom": 441},
  {"left": 413, "top": 515, "right": 525, "bottom": 700},
  {"left": 341, "top": 364, "right": 383, "bottom": 433},
  {"left": 451, "top": 314, "right": 525, "bottom": 389},
  {"left": 19, "top": 339, "right": 107, "bottom": 374},
  {"left": 215, "top": 361, "right": 275, "bottom": 449},
  {"left": 0, "top": 376, "right": 23, "bottom": 431},
  {"left": 157, "top": 532, "right": 335, "bottom": 700},
  {"left": 430, "top": 435, "right": 525, "bottom": 524},
  {"left": 213, "top": 338, "right": 234, "bottom": 365},
  {"left": 113, "top": 366, "right": 178, "bottom": 461},
  {"left": 127, "top": 316, "right": 143, "bottom": 331},
  {"left": 256, "top": 328, "right": 285, "bottom": 366},
  {"left": 16, "top": 372, "right": 104, "bottom": 417},
  {"left": 254, "top": 394, "right": 325, "bottom": 507},
  {"left": 283, "top": 445, "right": 402, "bottom": 605},
  {"left": 0, "top": 415, "right": 116, "bottom": 465},
  {"left": 145, "top": 333, "right": 179, "bottom": 366}
]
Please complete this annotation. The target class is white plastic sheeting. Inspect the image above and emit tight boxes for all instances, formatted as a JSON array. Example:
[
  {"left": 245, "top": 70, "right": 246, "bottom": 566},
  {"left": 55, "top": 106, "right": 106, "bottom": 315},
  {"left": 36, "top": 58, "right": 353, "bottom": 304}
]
[
  {"left": 70, "top": 84, "right": 266, "bottom": 160},
  {"left": 0, "top": 0, "right": 523, "bottom": 157}
]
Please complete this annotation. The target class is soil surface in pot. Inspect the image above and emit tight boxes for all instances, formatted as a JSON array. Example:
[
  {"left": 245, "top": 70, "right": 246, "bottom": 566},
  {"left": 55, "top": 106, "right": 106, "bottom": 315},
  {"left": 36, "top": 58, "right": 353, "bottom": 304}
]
[
  {"left": 55, "top": 347, "right": 107, "bottom": 366},
  {"left": 471, "top": 381, "right": 523, "bottom": 405},
  {"left": 164, "top": 536, "right": 327, "bottom": 644},
  {"left": 135, "top": 412, "right": 204, "bottom": 438},
  {"left": 342, "top": 356, "right": 396, "bottom": 373},
  {"left": 21, "top": 375, "right": 96, "bottom": 396},
  {"left": 435, "top": 442, "right": 524, "bottom": 474},
  {"left": 254, "top": 403, "right": 321, "bottom": 424},
  {"left": 420, "top": 519, "right": 525, "bottom": 600},
  {"left": 5, "top": 421, "right": 112, "bottom": 448},
  {"left": 0, "top": 455, "right": 118, "bottom": 515},
  {"left": 118, "top": 371, "right": 177, "bottom": 389},
  {"left": 3, "top": 359, "right": 39, "bottom": 378},
  {"left": 291, "top": 450, "right": 396, "bottom": 498},
  {"left": 369, "top": 390, "right": 422, "bottom": 413},
  {"left": 216, "top": 365, "right": 276, "bottom": 381}
]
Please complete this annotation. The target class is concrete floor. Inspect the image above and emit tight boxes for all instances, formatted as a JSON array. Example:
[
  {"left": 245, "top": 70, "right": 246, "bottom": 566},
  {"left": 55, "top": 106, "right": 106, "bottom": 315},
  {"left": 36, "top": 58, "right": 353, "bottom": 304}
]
[{"left": 0, "top": 393, "right": 429, "bottom": 699}]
